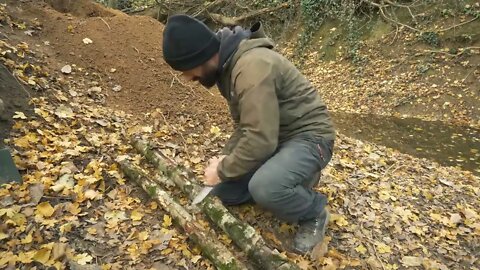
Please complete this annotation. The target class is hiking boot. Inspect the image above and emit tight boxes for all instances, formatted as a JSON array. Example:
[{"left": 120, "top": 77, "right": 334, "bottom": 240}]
[{"left": 292, "top": 208, "right": 330, "bottom": 254}]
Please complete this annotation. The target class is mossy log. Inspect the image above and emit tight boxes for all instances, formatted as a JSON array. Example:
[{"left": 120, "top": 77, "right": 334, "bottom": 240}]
[
  {"left": 132, "top": 138, "right": 301, "bottom": 270},
  {"left": 118, "top": 160, "right": 247, "bottom": 270}
]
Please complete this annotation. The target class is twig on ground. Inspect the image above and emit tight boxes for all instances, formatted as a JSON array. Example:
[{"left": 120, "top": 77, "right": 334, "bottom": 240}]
[
  {"left": 414, "top": 46, "right": 480, "bottom": 57},
  {"left": 437, "top": 16, "right": 479, "bottom": 32},
  {"left": 369, "top": 241, "right": 386, "bottom": 270},
  {"left": 462, "top": 67, "right": 478, "bottom": 82},
  {"left": 99, "top": 17, "right": 111, "bottom": 30}
]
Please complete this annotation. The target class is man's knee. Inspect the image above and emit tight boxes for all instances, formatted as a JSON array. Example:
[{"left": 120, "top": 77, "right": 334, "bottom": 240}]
[{"left": 248, "top": 175, "right": 283, "bottom": 207}]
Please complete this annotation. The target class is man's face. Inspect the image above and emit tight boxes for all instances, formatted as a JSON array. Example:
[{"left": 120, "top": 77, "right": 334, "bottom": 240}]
[{"left": 182, "top": 60, "right": 218, "bottom": 88}]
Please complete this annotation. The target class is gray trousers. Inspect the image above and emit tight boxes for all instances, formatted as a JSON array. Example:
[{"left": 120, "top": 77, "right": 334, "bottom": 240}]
[{"left": 212, "top": 133, "right": 334, "bottom": 223}]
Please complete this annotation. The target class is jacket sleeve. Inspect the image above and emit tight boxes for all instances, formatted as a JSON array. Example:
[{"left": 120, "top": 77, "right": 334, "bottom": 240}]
[{"left": 217, "top": 56, "right": 279, "bottom": 180}]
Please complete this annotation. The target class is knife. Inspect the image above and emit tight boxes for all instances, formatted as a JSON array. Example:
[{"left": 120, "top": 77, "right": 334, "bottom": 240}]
[{"left": 192, "top": 186, "right": 214, "bottom": 205}]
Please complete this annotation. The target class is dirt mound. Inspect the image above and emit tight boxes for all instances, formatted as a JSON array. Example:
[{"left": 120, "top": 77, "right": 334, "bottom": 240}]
[
  {"left": 13, "top": 0, "right": 228, "bottom": 126},
  {"left": 45, "top": 0, "right": 119, "bottom": 17}
]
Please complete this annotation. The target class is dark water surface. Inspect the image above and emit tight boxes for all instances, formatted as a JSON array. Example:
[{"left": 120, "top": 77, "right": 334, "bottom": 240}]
[{"left": 331, "top": 113, "right": 480, "bottom": 176}]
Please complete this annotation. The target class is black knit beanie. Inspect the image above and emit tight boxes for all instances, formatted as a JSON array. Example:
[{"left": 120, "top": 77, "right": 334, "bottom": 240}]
[{"left": 163, "top": 15, "right": 220, "bottom": 71}]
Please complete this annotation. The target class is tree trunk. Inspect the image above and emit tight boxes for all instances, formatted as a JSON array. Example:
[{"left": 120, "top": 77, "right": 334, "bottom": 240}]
[
  {"left": 132, "top": 138, "right": 301, "bottom": 270},
  {"left": 118, "top": 160, "right": 247, "bottom": 270}
]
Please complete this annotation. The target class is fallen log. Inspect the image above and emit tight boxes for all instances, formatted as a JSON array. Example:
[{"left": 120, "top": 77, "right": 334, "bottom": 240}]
[
  {"left": 132, "top": 138, "right": 300, "bottom": 270},
  {"left": 118, "top": 159, "right": 247, "bottom": 270}
]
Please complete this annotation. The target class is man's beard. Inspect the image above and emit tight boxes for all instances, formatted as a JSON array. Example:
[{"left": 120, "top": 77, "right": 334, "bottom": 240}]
[{"left": 197, "top": 64, "right": 218, "bottom": 88}]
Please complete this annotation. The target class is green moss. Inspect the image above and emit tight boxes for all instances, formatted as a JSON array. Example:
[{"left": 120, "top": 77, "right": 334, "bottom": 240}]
[{"left": 146, "top": 185, "right": 156, "bottom": 197}]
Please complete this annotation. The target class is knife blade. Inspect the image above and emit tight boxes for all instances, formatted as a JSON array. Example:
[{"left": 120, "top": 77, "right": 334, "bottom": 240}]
[{"left": 192, "top": 186, "right": 214, "bottom": 205}]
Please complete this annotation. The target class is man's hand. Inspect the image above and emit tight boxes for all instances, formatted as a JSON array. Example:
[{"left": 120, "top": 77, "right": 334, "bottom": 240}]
[{"left": 203, "top": 155, "right": 226, "bottom": 186}]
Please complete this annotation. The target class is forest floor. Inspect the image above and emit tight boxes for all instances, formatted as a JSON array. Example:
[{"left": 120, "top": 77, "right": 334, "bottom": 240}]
[{"left": 0, "top": 1, "right": 479, "bottom": 270}]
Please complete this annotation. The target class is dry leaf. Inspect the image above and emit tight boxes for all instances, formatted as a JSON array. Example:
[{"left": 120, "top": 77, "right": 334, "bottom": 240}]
[
  {"left": 401, "top": 256, "right": 423, "bottom": 267},
  {"left": 61, "top": 65, "right": 72, "bottom": 74},
  {"left": 131, "top": 209, "right": 143, "bottom": 221},
  {"left": 33, "top": 248, "right": 52, "bottom": 264},
  {"left": 162, "top": 215, "right": 172, "bottom": 228},
  {"left": 13, "top": 111, "right": 27, "bottom": 119},
  {"left": 36, "top": 201, "right": 55, "bottom": 218},
  {"left": 55, "top": 105, "right": 74, "bottom": 118},
  {"left": 75, "top": 253, "right": 93, "bottom": 265},
  {"left": 83, "top": 38, "right": 93, "bottom": 44}
]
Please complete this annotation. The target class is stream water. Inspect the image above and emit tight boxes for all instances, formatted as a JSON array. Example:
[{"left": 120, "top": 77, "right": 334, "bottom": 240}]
[{"left": 331, "top": 113, "right": 480, "bottom": 176}]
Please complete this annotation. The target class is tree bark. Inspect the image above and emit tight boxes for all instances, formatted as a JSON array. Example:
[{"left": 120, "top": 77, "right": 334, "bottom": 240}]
[
  {"left": 132, "top": 138, "right": 301, "bottom": 270},
  {"left": 118, "top": 160, "right": 247, "bottom": 270}
]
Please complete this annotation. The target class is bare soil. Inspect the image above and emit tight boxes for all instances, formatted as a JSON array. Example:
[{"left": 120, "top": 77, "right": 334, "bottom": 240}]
[{"left": 7, "top": 0, "right": 230, "bottom": 127}]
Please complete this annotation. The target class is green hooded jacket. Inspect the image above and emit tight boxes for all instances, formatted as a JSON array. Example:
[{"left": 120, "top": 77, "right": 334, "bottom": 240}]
[{"left": 216, "top": 24, "right": 335, "bottom": 181}]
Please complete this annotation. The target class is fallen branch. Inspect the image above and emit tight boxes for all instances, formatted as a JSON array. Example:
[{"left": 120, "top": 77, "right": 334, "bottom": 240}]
[
  {"left": 209, "top": 2, "right": 290, "bottom": 26},
  {"left": 132, "top": 138, "right": 301, "bottom": 270},
  {"left": 414, "top": 46, "right": 480, "bottom": 57},
  {"left": 118, "top": 160, "right": 247, "bottom": 270},
  {"left": 437, "top": 15, "right": 479, "bottom": 32}
]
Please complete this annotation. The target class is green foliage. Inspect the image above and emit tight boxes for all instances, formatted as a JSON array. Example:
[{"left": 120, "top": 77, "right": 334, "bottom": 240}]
[
  {"left": 295, "top": 0, "right": 368, "bottom": 64},
  {"left": 421, "top": 31, "right": 440, "bottom": 47}
]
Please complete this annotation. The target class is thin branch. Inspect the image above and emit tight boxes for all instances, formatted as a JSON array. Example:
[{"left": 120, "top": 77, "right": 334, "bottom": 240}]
[
  {"left": 191, "top": 0, "right": 227, "bottom": 18},
  {"left": 414, "top": 46, "right": 480, "bottom": 57},
  {"left": 377, "top": 1, "right": 422, "bottom": 32},
  {"left": 383, "top": 0, "right": 417, "bottom": 21},
  {"left": 99, "top": 17, "right": 111, "bottom": 30},
  {"left": 437, "top": 15, "right": 479, "bottom": 32},
  {"left": 209, "top": 2, "right": 290, "bottom": 25}
]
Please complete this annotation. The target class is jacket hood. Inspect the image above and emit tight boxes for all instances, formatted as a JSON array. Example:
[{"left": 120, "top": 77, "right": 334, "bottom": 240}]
[{"left": 216, "top": 22, "right": 274, "bottom": 99}]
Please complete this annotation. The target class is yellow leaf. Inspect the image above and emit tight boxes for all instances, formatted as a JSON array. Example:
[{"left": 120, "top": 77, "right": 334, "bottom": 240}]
[
  {"left": 127, "top": 244, "right": 140, "bottom": 259},
  {"left": 102, "top": 264, "right": 112, "bottom": 270},
  {"left": 84, "top": 189, "right": 101, "bottom": 200},
  {"left": 161, "top": 248, "right": 173, "bottom": 255},
  {"left": 376, "top": 243, "right": 391, "bottom": 254},
  {"left": 131, "top": 210, "right": 143, "bottom": 221},
  {"left": 210, "top": 125, "right": 221, "bottom": 135},
  {"left": 0, "top": 252, "right": 14, "bottom": 267},
  {"left": 162, "top": 215, "right": 172, "bottom": 228},
  {"left": 36, "top": 202, "right": 55, "bottom": 218},
  {"left": 68, "top": 203, "right": 82, "bottom": 215},
  {"left": 33, "top": 248, "right": 52, "bottom": 264},
  {"left": 190, "top": 157, "right": 202, "bottom": 164},
  {"left": 138, "top": 231, "right": 149, "bottom": 241},
  {"left": 0, "top": 208, "right": 16, "bottom": 218},
  {"left": 331, "top": 214, "right": 349, "bottom": 227},
  {"left": 18, "top": 250, "right": 35, "bottom": 263},
  {"left": 355, "top": 244, "right": 367, "bottom": 255},
  {"left": 21, "top": 232, "right": 33, "bottom": 244},
  {"left": 191, "top": 255, "right": 202, "bottom": 264},
  {"left": 87, "top": 227, "right": 97, "bottom": 235},
  {"left": 0, "top": 233, "right": 8, "bottom": 240},
  {"left": 60, "top": 223, "right": 73, "bottom": 234},
  {"left": 297, "top": 257, "right": 311, "bottom": 270},
  {"left": 75, "top": 253, "right": 93, "bottom": 265},
  {"left": 13, "top": 111, "right": 27, "bottom": 119},
  {"left": 11, "top": 213, "right": 27, "bottom": 226},
  {"left": 149, "top": 201, "right": 158, "bottom": 210}
]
